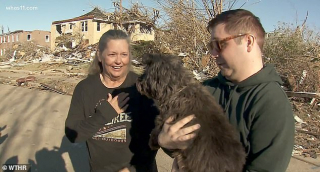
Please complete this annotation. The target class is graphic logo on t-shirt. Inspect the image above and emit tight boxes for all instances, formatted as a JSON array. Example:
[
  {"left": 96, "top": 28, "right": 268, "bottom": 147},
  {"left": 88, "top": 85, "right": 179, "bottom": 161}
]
[{"left": 92, "top": 112, "right": 132, "bottom": 142}]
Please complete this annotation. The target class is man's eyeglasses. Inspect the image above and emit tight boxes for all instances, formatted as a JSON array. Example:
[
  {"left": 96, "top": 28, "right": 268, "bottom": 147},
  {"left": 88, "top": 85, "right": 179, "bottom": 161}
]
[{"left": 207, "top": 33, "right": 253, "bottom": 53}]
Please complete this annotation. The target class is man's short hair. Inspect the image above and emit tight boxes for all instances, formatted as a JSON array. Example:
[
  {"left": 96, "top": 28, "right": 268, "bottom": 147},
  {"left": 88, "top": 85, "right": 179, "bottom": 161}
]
[{"left": 207, "top": 9, "right": 266, "bottom": 50}]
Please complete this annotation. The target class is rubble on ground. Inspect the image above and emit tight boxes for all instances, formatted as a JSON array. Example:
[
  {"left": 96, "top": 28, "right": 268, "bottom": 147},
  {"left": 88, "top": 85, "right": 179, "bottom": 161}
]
[
  {"left": 0, "top": 41, "right": 97, "bottom": 67},
  {"left": 293, "top": 101, "right": 320, "bottom": 158}
]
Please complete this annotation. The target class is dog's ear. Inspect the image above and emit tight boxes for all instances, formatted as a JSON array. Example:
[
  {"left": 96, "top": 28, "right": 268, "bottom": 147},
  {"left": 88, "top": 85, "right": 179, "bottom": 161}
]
[{"left": 142, "top": 53, "right": 155, "bottom": 65}]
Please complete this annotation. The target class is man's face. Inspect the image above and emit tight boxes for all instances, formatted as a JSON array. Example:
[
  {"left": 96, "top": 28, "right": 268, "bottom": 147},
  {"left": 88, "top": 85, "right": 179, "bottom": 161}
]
[{"left": 209, "top": 24, "right": 249, "bottom": 82}]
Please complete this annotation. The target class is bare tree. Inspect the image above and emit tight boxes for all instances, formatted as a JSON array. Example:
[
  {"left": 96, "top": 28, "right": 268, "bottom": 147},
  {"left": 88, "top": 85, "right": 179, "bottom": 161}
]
[
  {"left": 112, "top": 0, "right": 159, "bottom": 32},
  {"left": 153, "top": 0, "right": 245, "bottom": 75}
]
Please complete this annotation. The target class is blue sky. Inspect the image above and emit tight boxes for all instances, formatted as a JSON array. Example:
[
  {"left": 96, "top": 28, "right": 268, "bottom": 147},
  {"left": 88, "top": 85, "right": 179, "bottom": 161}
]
[{"left": 0, "top": 0, "right": 319, "bottom": 33}]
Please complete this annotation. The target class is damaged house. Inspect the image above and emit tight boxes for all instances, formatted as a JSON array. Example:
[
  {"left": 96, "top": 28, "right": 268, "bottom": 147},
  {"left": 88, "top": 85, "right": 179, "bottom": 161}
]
[
  {"left": 0, "top": 30, "right": 50, "bottom": 57},
  {"left": 51, "top": 7, "right": 155, "bottom": 51}
]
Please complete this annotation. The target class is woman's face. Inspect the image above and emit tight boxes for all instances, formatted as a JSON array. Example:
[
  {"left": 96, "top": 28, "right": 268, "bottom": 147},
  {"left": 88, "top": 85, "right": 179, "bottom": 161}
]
[{"left": 98, "top": 39, "right": 130, "bottom": 80}]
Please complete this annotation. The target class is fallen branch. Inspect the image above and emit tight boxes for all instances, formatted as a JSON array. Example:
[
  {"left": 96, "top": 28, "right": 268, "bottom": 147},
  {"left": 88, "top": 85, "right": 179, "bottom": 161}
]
[
  {"left": 296, "top": 129, "right": 320, "bottom": 138},
  {"left": 292, "top": 156, "right": 320, "bottom": 167},
  {"left": 66, "top": 57, "right": 91, "bottom": 62},
  {"left": 65, "top": 72, "right": 86, "bottom": 77},
  {"left": 42, "top": 69, "right": 86, "bottom": 77},
  {"left": 286, "top": 91, "right": 320, "bottom": 99},
  {"left": 40, "top": 83, "right": 71, "bottom": 95}
]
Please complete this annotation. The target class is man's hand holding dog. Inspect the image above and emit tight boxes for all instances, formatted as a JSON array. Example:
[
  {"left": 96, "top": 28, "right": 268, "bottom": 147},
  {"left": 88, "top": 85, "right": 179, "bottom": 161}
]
[{"left": 158, "top": 115, "right": 200, "bottom": 150}]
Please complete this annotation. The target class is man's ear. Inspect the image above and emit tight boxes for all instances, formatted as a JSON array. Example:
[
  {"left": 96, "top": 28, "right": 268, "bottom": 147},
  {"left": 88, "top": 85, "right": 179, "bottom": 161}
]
[{"left": 246, "top": 35, "right": 255, "bottom": 52}]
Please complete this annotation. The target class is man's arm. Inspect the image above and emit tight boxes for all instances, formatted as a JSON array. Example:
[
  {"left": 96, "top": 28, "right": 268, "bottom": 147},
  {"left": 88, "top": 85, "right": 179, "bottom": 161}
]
[{"left": 245, "top": 88, "right": 295, "bottom": 172}]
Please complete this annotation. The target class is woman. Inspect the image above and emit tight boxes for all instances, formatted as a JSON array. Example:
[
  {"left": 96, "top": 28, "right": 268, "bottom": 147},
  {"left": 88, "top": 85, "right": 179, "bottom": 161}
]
[{"left": 65, "top": 30, "right": 159, "bottom": 172}]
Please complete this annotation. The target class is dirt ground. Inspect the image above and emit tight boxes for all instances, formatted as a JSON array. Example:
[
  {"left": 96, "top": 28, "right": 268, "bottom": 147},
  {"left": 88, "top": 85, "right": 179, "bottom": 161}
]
[
  {"left": 0, "top": 62, "right": 89, "bottom": 95},
  {"left": 0, "top": 62, "right": 319, "bottom": 171},
  {"left": 0, "top": 62, "right": 144, "bottom": 95}
]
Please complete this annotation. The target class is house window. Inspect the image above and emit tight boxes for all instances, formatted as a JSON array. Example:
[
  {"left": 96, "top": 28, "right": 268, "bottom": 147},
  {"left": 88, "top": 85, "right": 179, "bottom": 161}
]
[
  {"left": 69, "top": 23, "right": 73, "bottom": 30},
  {"left": 82, "top": 21, "right": 88, "bottom": 32},
  {"left": 3, "top": 36, "right": 6, "bottom": 43},
  {"left": 56, "top": 25, "right": 62, "bottom": 34},
  {"left": 8, "top": 36, "right": 10, "bottom": 42},
  {"left": 16, "top": 35, "right": 19, "bottom": 41},
  {"left": 0, "top": 49, "right": 2, "bottom": 56},
  {"left": 45, "top": 35, "right": 49, "bottom": 42},
  {"left": 0, "top": 37, "right": 2, "bottom": 43},
  {"left": 12, "top": 35, "right": 14, "bottom": 42},
  {"left": 27, "top": 34, "right": 31, "bottom": 41},
  {"left": 97, "top": 22, "right": 101, "bottom": 31}
]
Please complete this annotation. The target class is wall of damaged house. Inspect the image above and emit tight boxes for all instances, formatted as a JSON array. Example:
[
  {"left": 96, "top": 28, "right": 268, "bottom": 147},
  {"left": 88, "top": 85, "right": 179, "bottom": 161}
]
[
  {"left": 22, "top": 30, "right": 51, "bottom": 47},
  {"left": 116, "top": 22, "right": 155, "bottom": 42},
  {"left": 51, "top": 13, "right": 155, "bottom": 51},
  {"left": 92, "top": 21, "right": 113, "bottom": 45},
  {"left": 51, "top": 19, "right": 113, "bottom": 50},
  {"left": 51, "top": 20, "right": 88, "bottom": 50},
  {"left": 51, "top": 22, "right": 80, "bottom": 50},
  {"left": 0, "top": 30, "right": 50, "bottom": 57},
  {"left": 0, "top": 33, "right": 20, "bottom": 56}
]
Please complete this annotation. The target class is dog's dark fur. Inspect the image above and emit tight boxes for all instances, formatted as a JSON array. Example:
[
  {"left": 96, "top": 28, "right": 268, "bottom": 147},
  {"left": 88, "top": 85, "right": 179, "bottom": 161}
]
[{"left": 136, "top": 54, "right": 246, "bottom": 172}]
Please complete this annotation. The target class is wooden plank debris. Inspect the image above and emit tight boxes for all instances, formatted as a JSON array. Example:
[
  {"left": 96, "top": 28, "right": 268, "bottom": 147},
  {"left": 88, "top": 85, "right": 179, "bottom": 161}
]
[
  {"left": 286, "top": 91, "right": 320, "bottom": 99},
  {"left": 16, "top": 76, "right": 36, "bottom": 86},
  {"left": 40, "top": 83, "right": 70, "bottom": 95}
]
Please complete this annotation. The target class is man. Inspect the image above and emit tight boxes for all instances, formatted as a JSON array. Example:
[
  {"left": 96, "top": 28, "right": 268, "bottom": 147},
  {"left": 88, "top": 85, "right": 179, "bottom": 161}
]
[{"left": 157, "top": 9, "right": 295, "bottom": 172}]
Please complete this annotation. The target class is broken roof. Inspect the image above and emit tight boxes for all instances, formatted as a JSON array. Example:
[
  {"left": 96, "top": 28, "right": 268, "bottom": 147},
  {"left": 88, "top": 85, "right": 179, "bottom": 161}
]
[
  {"left": 10, "top": 30, "right": 24, "bottom": 34},
  {"left": 52, "top": 7, "right": 112, "bottom": 24},
  {"left": 52, "top": 7, "right": 154, "bottom": 26},
  {"left": 0, "top": 30, "right": 23, "bottom": 36},
  {"left": 0, "top": 30, "right": 49, "bottom": 36}
]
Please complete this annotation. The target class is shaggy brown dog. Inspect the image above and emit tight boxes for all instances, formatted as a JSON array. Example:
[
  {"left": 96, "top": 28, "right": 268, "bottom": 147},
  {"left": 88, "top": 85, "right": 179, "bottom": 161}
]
[{"left": 136, "top": 54, "right": 246, "bottom": 172}]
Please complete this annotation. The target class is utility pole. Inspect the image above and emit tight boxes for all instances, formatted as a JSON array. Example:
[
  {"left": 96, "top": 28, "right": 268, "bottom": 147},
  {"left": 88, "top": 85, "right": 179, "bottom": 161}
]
[
  {"left": 192, "top": 0, "right": 196, "bottom": 50},
  {"left": 113, "top": 0, "right": 123, "bottom": 29},
  {"left": 220, "top": 0, "right": 223, "bottom": 14},
  {"left": 119, "top": 0, "right": 123, "bottom": 28}
]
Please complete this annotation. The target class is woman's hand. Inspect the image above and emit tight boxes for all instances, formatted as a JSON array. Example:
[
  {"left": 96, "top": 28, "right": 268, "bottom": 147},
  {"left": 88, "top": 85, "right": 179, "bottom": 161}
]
[
  {"left": 158, "top": 115, "right": 200, "bottom": 150},
  {"left": 107, "top": 92, "right": 130, "bottom": 114},
  {"left": 118, "top": 167, "right": 130, "bottom": 172}
]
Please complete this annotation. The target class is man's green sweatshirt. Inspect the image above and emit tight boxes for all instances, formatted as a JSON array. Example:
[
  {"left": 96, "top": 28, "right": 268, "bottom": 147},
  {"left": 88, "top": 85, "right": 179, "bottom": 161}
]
[{"left": 203, "top": 64, "right": 295, "bottom": 172}]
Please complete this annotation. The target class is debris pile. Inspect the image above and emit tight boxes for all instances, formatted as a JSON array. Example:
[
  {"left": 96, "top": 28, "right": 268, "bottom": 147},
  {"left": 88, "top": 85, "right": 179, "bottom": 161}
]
[
  {"left": 52, "top": 42, "right": 97, "bottom": 65},
  {"left": 2, "top": 42, "right": 50, "bottom": 63},
  {"left": 293, "top": 101, "right": 320, "bottom": 159},
  {"left": 0, "top": 41, "right": 98, "bottom": 69}
]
